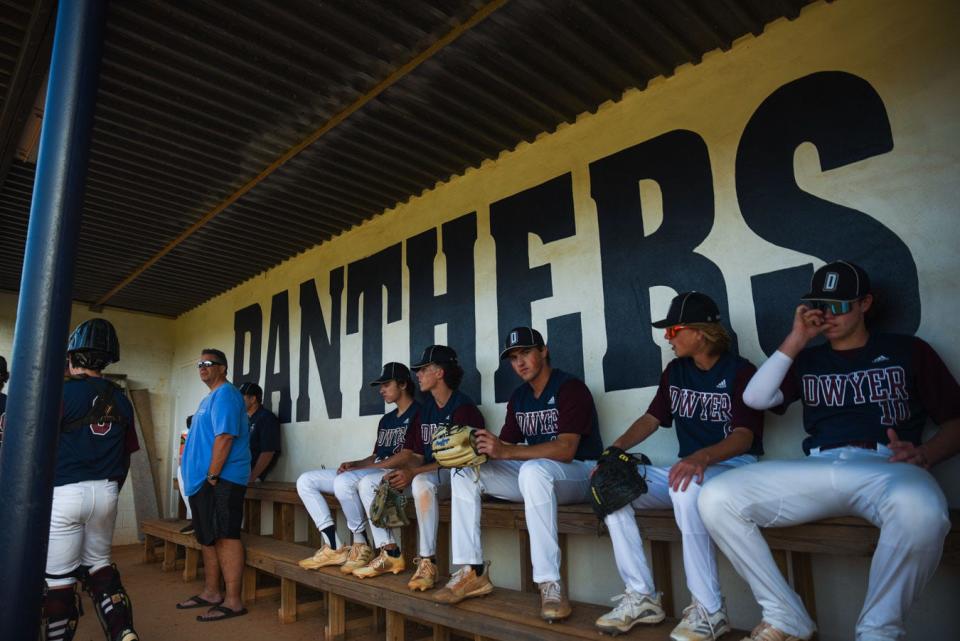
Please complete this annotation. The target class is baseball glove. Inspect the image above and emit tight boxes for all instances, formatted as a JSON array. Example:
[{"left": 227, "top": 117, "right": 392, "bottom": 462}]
[
  {"left": 370, "top": 478, "right": 410, "bottom": 528},
  {"left": 589, "top": 446, "right": 651, "bottom": 520},
  {"left": 431, "top": 424, "right": 487, "bottom": 468}
]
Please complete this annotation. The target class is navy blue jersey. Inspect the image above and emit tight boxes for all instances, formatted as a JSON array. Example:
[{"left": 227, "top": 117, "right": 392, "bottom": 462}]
[
  {"left": 249, "top": 405, "right": 282, "bottom": 481},
  {"left": 56, "top": 376, "right": 139, "bottom": 486},
  {"left": 500, "top": 369, "right": 604, "bottom": 461},
  {"left": 780, "top": 334, "right": 960, "bottom": 454},
  {"left": 374, "top": 401, "right": 420, "bottom": 461},
  {"left": 403, "top": 390, "right": 484, "bottom": 463},
  {"left": 648, "top": 352, "right": 764, "bottom": 458}
]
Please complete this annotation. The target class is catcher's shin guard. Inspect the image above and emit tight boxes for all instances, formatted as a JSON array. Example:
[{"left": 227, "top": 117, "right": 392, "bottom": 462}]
[
  {"left": 41, "top": 585, "right": 81, "bottom": 641},
  {"left": 83, "top": 565, "right": 138, "bottom": 641}
]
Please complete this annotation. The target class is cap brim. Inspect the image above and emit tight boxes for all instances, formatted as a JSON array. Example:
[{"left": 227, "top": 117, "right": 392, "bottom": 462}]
[
  {"left": 651, "top": 318, "right": 672, "bottom": 328},
  {"left": 368, "top": 376, "right": 391, "bottom": 386},
  {"left": 499, "top": 343, "right": 538, "bottom": 360}
]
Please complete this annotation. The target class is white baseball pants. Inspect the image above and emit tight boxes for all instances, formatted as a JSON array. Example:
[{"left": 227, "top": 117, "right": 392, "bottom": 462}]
[
  {"left": 698, "top": 445, "right": 950, "bottom": 641},
  {"left": 451, "top": 458, "right": 592, "bottom": 583},
  {"left": 605, "top": 454, "right": 756, "bottom": 613},
  {"left": 358, "top": 468, "right": 450, "bottom": 555},
  {"left": 176, "top": 464, "right": 192, "bottom": 520},
  {"left": 46, "top": 480, "right": 119, "bottom": 587},
  {"left": 296, "top": 468, "right": 381, "bottom": 540}
]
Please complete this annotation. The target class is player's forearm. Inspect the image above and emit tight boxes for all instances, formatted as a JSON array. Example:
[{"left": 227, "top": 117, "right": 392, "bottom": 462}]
[
  {"left": 742, "top": 351, "right": 791, "bottom": 409},
  {"left": 413, "top": 461, "right": 441, "bottom": 475},
  {"left": 692, "top": 428, "right": 754, "bottom": 465},
  {"left": 249, "top": 452, "right": 274, "bottom": 480},
  {"left": 373, "top": 449, "right": 414, "bottom": 470},
  {"left": 919, "top": 419, "right": 960, "bottom": 467},
  {"left": 500, "top": 438, "right": 577, "bottom": 462},
  {"left": 350, "top": 454, "right": 377, "bottom": 469},
  {"left": 207, "top": 434, "right": 234, "bottom": 476},
  {"left": 612, "top": 414, "right": 659, "bottom": 450}
]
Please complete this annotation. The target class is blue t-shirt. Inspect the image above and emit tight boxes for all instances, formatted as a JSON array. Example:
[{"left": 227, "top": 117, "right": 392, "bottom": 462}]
[{"left": 182, "top": 382, "right": 250, "bottom": 496}]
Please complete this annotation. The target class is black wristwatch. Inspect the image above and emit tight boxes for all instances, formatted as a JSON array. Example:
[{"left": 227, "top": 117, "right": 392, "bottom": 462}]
[{"left": 206, "top": 473, "right": 220, "bottom": 483}]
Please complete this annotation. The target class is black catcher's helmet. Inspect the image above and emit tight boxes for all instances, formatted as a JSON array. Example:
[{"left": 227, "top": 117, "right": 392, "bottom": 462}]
[{"left": 67, "top": 318, "right": 120, "bottom": 370}]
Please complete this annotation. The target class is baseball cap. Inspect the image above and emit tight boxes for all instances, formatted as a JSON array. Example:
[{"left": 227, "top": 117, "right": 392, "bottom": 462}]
[
  {"left": 652, "top": 292, "right": 721, "bottom": 328},
  {"left": 238, "top": 381, "right": 263, "bottom": 398},
  {"left": 369, "top": 362, "right": 411, "bottom": 386},
  {"left": 801, "top": 260, "right": 871, "bottom": 301},
  {"left": 500, "top": 327, "right": 545, "bottom": 359},
  {"left": 410, "top": 345, "right": 458, "bottom": 371}
]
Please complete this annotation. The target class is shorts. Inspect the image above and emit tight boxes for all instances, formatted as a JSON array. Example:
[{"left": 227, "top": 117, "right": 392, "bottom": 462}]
[{"left": 189, "top": 479, "right": 246, "bottom": 546}]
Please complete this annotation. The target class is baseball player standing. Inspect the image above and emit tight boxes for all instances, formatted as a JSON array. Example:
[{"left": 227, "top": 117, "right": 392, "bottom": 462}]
[
  {"left": 356, "top": 346, "right": 484, "bottom": 589},
  {"left": 434, "top": 328, "right": 603, "bottom": 622},
  {"left": 297, "top": 362, "right": 419, "bottom": 575},
  {"left": 594, "top": 292, "right": 763, "bottom": 640},
  {"left": 43, "top": 319, "right": 139, "bottom": 641},
  {"left": 699, "top": 261, "right": 960, "bottom": 641}
]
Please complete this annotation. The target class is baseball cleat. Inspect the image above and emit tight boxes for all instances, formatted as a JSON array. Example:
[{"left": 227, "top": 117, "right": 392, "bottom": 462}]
[
  {"left": 433, "top": 562, "right": 494, "bottom": 604},
  {"left": 670, "top": 600, "right": 731, "bottom": 641},
  {"left": 740, "top": 621, "right": 808, "bottom": 641},
  {"left": 595, "top": 590, "right": 665, "bottom": 634},
  {"left": 352, "top": 548, "right": 405, "bottom": 578},
  {"left": 539, "top": 580, "right": 572, "bottom": 622},
  {"left": 407, "top": 556, "right": 437, "bottom": 591},
  {"left": 298, "top": 543, "right": 349, "bottom": 569},
  {"left": 338, "top": 542, "right": 374, "bottom": 574}
]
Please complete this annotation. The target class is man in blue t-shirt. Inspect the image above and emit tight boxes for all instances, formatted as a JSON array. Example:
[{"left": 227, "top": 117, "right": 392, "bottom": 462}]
[
  {"left": 700, "top": 261, "right": 960, "bottom": 641},
  {"left": 177, "top": 349, "right": 250, "bottom": 622}
]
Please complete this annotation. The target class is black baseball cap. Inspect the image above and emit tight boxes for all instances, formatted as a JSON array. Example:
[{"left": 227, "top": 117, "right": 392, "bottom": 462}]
[
  {"left": 500, "top": 327, "right": 545, "bottom": 359},
  {"left": 410, "top": 345, "right": 458, "bottom": 370},
  {"left": 238, "top": 381, "right": 262, "bottom": 397},
  {"left": 652, "top": 292, "right": 721, "bottom": 328},
  {"left": 801, "top": 260, "right": 871, "bottom": 302},
  {"left": 369, "top": 362, "right": 411, "bottom": 386}
]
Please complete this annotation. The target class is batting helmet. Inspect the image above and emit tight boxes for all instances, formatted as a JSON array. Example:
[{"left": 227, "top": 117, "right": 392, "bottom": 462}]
[{"left": 67, "top": 318, "right": 120, "bottom": 370}]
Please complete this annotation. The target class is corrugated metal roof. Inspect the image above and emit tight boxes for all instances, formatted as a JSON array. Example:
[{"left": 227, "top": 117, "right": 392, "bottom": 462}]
[{"left": 0, "top": 0, "right": 817, "bottom": 317}]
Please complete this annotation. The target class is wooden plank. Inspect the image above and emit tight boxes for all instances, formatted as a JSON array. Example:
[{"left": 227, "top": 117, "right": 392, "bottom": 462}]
[
  {"left": 650, "top": 540, "right": 674, "bottom": 618},
  {"left": 242, "top": 565, "right": 257, "bottom": 603},
  {"left": 274, "top": 502, "right": 295, "bottom": 542},
  {"left": 386, "top": 609, "right": 406, "bottom": 641},
  {"left": 183, "top": 547, "right": 199, "bottom": 582},
  {"left": 373, "top": 606, "right": 386, "bottom": 631},
  {"left": 245, "top": 499, "right": 261, "bottom": 535},
  {"left": 143, "top": 534, "right": 158, "bottom": 563},
  {"left": 401, "top": 522, "right": 416, "bottom": 566},
  {"left": 279, "top": 577, "right": 297, "bottom": 623},
  {"left": 558, "top": 533, "right": 569, "bottom": 586},
  {"left": 437, "top": 522, "right": 450, "bottom": 577},
  {"left": 128, "top": 388, "right": 162, "bottom": 536},
  {"left": 792, "top": 552, "right": 817, "bottom": 627},
  {"left": 517, "top": 530, "right": 535, "bottom": 593},
  {"left": 161, "top": 540, "right": 176, "bottom": 572},
  {"left": 433, "top": 624, "right": 451, "bottom": 641},
  {"left": 308, "top": 523, "right": 323, "bottom": 548},
  {"left": 772, "top": 548, "right": 789, "bottom": 580},
  {"left": 326, "top": 591, "right": 345, "bottom": 641}
]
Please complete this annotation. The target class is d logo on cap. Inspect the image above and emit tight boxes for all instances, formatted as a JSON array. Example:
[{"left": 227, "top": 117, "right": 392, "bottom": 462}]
[{"left": 823, "top": 272, "right": 839, "bottom": 292}]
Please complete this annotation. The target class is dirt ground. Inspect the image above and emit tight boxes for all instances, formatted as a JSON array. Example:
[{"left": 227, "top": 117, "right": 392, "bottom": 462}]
[{"left": 71, "top": 544, "right": 323, "bottom": 641}]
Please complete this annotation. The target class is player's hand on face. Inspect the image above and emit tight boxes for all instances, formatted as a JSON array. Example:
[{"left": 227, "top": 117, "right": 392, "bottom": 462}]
[
  {"left": 474, "top": 429, "right": 503, "bottom": 458},
  {"left": 886, "top": 428, "right": 930, "bottom": 468},
  {"left": 386, "top": 468, "right": 414, "bottom": 490},
  {"left": 792, "top": 304, "right": 827, "bottom": 343},
  {"left": 668, "top": 453, "right": 708, "bottom": 492}
]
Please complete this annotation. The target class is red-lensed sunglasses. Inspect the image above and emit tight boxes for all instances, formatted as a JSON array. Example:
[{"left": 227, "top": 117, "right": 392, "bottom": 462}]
[{"left": 664, "top": 325, "right": 690, "bottom": 340}]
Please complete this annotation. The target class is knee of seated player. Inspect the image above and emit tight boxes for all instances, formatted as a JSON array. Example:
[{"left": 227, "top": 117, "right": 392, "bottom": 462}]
[
  {"left": 604, "top": 502, "right": 638, "bottom": 528},
  {"left": 668, "top": 479, "right": 705, "bottom": 513},
  {"left": 333, "top": 471, "right": 361, "bottom": 497},
  {"left": 517, "top": 459, "right": 556, "bottom": 499},
  {"left": 411, "top": 472, "right": 436, "bottom": 497},
  {"left": 696, "top": 475, "right": 742, "bottom": 529},
  {"left": 356, "top": 475, "right": 378, "bottom": 502},
  {"left": 296, "top": 471, "right": 315, "bottom": 495},
  {"left": 878, "top": 481, "right": 950, "bottom": 546}
]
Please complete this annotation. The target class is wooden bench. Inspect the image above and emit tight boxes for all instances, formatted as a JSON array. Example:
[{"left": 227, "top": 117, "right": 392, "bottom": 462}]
[
  {"left": 241, "top": 534, "right": 747, "bottom": 641},
  {"left": 141, "top": 518, "right": 202, "bottom": 581}
]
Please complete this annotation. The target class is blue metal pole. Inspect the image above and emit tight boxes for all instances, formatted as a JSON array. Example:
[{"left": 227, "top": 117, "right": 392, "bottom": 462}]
[{"left": 0, "top": 1, "right": 107, "bottom": 639}]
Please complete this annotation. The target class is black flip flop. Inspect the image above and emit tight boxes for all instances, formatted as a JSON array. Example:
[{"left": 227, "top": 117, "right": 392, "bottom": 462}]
[
  {"left": 176, "top": 595, "right": 223, "bottom": 610},
  {"left": 196, "top": 605, "right": 249, "bottom": 622}
]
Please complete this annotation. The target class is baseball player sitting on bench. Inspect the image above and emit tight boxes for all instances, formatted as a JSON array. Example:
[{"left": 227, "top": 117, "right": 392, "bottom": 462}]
[
  {"left": 699, "top": 260, "right": 960, "bottom": 641},
  {"left": 595, "top": 292, "right": 764, "bottom": 641},
  {"left": 297, "top": 362, "right": 419, "bottom": 575},
  {"left": 43, "top": 319, "right": 140, "bottom": 641},
  {"left": 434, "top": 327, "right": 603, "bottom": 623},
  {"left": 355, "top": 346, "right": 485, "bottom": 589}
]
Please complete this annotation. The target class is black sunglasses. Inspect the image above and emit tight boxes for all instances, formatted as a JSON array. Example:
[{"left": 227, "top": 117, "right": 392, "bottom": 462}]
[
  {"left": 197, "top": 360, "right": 224, "bottom": 369},
  {"left": 805, "top": 300, "right": 856, "bottom": 315}
]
